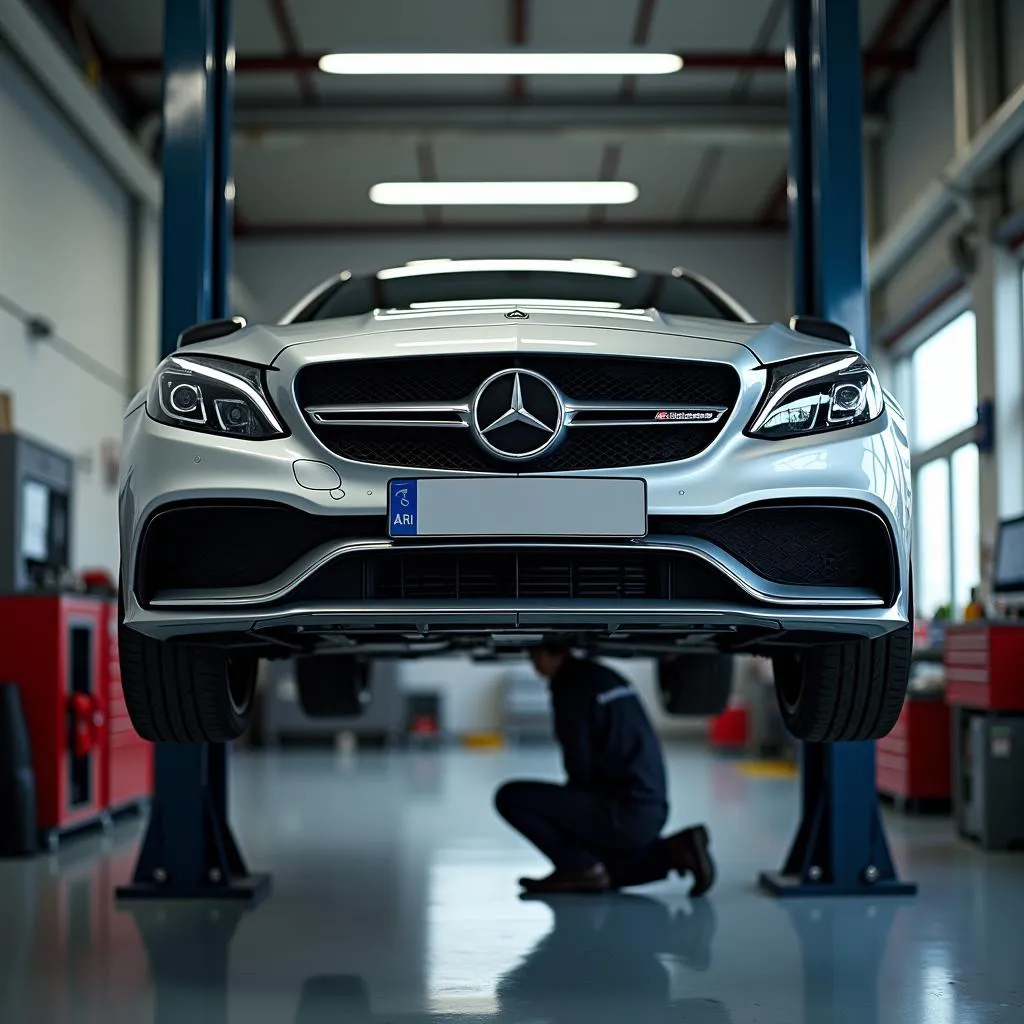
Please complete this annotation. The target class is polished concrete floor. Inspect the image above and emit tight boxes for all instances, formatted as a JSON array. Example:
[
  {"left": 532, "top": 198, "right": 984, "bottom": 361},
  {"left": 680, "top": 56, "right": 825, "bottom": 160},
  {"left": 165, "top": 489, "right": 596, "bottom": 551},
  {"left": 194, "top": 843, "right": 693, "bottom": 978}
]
[{"left": 1, "top": 743, "right": 1023, "bottom": 1023}]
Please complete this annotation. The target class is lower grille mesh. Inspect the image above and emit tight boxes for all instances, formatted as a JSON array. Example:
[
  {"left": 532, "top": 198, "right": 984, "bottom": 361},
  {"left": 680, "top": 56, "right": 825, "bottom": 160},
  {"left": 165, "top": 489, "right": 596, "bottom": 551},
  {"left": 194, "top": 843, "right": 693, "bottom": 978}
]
[
  {"left": 650, "top": 504, "right": 894, "bottom": 599},
  {"left": 289, "top": 549, "right": 745, "bottom": 604},
  {"left": 136, "top": 502, "right": 895, "bottom": 605}
]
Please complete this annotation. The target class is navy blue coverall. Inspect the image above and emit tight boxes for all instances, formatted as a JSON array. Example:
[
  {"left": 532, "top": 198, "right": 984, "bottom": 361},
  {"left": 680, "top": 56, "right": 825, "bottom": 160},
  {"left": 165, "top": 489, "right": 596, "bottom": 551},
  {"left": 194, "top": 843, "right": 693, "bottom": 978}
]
[{"left": 495, "top": 657, "right": 673, "bottom": 886}]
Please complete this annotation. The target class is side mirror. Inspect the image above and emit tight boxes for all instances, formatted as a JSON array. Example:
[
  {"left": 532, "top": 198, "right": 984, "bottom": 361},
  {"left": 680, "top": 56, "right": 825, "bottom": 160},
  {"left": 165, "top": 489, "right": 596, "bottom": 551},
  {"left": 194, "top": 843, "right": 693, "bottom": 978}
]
[
  {"left": 788, "top": 315, "right": 856, "bottom": 348},
  {"left": 176, "top": 316, "right": 247, "bottom": 349}
]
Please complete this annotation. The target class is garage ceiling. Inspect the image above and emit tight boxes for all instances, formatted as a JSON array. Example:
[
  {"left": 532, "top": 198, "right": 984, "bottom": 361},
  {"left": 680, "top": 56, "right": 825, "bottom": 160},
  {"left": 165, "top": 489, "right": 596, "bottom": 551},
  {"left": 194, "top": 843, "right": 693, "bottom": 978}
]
[{"left": 50, "top": 0, "right": 944, "bottom": 235}]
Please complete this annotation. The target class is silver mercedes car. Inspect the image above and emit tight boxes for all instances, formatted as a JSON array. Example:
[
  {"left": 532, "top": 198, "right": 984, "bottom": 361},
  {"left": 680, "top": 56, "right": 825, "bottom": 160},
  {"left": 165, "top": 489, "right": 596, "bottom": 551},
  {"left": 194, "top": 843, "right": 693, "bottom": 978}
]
[{"left": 118, "top": 259, "right": 912, "bottom": 744}]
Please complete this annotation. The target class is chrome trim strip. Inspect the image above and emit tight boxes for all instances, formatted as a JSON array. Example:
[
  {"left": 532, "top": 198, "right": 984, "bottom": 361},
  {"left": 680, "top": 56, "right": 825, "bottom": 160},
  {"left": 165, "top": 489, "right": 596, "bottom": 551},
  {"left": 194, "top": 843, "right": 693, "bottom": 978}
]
[
  {"left": 306, "top": 399, "right": 727, "bottom": 429},
  {"left": 148, "top": 536, "right": 885, "bottom": 610},
  {"left": 128, "top": 599, "right": 907, "bottom": 643},
  {"left": 306, "top": 402, "right": 471, "bottom": 428},
  {"left": 564, "top": 400, "right": 728, "bottom": 427}
]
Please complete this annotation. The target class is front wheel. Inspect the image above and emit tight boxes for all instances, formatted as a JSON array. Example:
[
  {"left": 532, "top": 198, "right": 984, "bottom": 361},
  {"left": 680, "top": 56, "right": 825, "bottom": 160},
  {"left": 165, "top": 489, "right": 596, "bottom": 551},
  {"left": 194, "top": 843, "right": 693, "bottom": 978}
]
[
  {"left": 771, "top": 624, "right": 912, "bottom": 742},
  {"left": 118, "top": 599, "right": 257, "bottom": 742}
]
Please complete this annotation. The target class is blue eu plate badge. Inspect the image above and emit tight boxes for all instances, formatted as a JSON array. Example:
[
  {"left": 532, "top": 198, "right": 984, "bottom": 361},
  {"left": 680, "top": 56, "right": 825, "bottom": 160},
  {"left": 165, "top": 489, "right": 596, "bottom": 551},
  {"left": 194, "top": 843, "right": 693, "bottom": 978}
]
[{"left": 389, "top": 480, "right": 418, "bottom": 536}]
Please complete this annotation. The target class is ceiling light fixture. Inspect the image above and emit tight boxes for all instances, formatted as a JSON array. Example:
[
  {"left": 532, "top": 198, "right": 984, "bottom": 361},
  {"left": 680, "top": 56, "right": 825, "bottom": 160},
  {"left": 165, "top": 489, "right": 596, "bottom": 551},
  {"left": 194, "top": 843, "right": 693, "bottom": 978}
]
[
  {"left": 369, "top": 181, "right": 639, "bottom": 206},
  {"left": 318, "top": 52, "right": 683, "bottom": 76}
]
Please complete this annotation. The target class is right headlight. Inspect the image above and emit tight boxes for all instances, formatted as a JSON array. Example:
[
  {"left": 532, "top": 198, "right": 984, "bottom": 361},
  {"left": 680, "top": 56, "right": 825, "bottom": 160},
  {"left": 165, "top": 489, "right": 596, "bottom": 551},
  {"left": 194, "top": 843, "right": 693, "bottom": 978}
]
[
  {"left": 146, "top": 354, "right": 287, "bottom": 439},
  {"left": 746, "top": 353, "right": 884, "bottom": 439}
]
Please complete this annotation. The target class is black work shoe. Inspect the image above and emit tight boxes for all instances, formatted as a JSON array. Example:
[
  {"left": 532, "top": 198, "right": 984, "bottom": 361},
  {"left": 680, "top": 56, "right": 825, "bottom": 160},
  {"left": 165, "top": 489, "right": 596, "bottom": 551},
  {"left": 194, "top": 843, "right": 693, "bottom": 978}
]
[
  {"left": 518, "top": 864, "right": 612, "bottom": 894},
  {"left": 666, "top": 824, "right": 716, "bottom": 897}
]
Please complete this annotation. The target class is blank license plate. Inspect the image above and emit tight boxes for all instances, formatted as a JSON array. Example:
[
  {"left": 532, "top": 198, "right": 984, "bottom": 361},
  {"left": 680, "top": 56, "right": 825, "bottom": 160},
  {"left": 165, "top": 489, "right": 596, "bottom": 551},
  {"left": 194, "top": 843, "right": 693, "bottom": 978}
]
[{"left": 388, "top": 477, "right": 646, "bottom": 538}]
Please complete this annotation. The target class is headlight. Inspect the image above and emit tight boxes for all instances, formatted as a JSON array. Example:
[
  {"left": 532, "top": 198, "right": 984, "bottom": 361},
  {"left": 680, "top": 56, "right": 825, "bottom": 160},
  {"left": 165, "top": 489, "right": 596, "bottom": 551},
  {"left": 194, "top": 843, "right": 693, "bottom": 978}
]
[
  {"left": 747, "top": 353, "right": 884, "bottom": 439},
  {"left": 146, "top": 355, "right": 287, "bottom": 439}
]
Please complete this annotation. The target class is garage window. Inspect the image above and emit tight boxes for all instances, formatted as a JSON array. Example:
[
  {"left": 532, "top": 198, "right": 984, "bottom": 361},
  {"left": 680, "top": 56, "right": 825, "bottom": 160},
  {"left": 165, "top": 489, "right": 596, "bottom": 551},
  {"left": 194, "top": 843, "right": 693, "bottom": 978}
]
[
  {"left": 909, "top": 311, "right": 978, "bottom": 449},
  {"left": 896, "top": 310, "right": 980, "bottom": 620}
]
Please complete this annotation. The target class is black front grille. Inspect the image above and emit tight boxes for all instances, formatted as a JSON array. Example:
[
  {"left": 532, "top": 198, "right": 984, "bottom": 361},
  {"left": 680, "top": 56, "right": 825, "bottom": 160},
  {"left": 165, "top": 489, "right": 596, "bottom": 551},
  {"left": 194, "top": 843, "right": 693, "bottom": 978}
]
[
  {"left": 289, "top": 548, "right": 747, "bottom": 604},
  {"left": 296, "top": 354, "right": 739, "bottom": 407},
  {"left": 295, "top": 354, "right": 739, "bottom": 472},
  {"left": 650, "top": 504, "right": 895, "bottom": 600}
]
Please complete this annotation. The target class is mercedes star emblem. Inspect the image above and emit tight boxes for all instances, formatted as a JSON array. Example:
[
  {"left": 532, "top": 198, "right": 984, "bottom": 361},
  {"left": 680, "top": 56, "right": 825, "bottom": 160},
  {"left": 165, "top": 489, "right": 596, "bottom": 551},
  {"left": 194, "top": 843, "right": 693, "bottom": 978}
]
[
  {"left": 505, "top": 309, "right": 529, "bottom": 319},
  {"left": 471, "top": 369, "right": 564, "bottom": 460}
]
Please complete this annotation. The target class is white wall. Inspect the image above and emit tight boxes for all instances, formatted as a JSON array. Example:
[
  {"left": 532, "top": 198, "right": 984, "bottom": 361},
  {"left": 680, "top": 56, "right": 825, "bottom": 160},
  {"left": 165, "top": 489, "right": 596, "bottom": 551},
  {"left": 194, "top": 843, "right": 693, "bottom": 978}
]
[
  {"left": 234, "top": 231, "right": 792, "bottom": 325},
  {"left": 873, "top": 9, "right": 960, "bottom": 324},
  {"left": 0, "top": 42, "right": 157, "bottom": 575}
]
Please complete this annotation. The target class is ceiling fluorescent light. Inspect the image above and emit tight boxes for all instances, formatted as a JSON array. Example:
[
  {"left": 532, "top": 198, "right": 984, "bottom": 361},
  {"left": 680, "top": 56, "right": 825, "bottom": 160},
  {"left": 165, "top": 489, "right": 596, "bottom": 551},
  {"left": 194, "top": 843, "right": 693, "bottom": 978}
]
[
  {"left": 369, "top": 181, "right": 639, "bottom": 206},
  {"left": 319, "top": 53, "right": 683, "bottom": 76}
]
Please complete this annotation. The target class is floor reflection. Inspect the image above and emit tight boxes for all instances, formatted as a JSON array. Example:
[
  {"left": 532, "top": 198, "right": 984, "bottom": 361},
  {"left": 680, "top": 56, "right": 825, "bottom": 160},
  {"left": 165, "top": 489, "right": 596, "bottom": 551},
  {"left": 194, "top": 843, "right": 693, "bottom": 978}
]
[
  {"left": 286, "top": 893, "right": 724, "bottom": 1024},
  {"left": 494, "top": 895, "right": 726, "bottom": 1023},
  {"left": 3, "top": 748, "right": 1022, "bottom": 1023}
]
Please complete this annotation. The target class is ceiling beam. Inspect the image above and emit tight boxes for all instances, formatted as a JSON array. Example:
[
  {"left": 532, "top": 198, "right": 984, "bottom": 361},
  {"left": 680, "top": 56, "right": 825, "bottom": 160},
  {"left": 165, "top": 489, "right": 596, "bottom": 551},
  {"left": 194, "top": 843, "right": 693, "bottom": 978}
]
[
  {"left": 620, "top": 0, "right": 659, "bottom": 100},
  {"left": 106, "top": 49, "right": 916, "bottom": 77},
  {"left": 265, "top": 0, "right": 317, "bottom": 103},
  {"left": 508, "top": 0, "right": 527, "bottom": 102},
  {"left": 231, "top": 101, "right": 886, "bottom": 143},
  {"left": 234, "top": 219, "right": 788, "bottom": 239},
  {"left": 683, "top": 0, "right": 788, "bottom": 222}
]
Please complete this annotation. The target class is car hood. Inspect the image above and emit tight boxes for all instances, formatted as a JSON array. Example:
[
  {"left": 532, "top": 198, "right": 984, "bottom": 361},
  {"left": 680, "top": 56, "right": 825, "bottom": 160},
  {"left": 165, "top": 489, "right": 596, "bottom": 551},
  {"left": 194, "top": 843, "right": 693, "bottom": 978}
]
[{"left": 174, "top": 304, "right": 856, "bottom": 368}]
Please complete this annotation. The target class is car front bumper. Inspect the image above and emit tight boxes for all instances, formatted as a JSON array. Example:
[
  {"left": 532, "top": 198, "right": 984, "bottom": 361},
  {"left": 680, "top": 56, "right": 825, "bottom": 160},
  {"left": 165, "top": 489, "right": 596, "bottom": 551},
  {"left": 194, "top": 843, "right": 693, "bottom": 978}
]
[{"left": 119, "top": 388, "right": 912, "bottom": 647}]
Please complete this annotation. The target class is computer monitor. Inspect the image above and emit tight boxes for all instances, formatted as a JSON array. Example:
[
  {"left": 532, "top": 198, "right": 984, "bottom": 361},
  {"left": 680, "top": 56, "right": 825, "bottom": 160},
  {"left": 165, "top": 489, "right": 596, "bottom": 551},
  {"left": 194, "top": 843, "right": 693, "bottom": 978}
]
[
  {"left": 0, "top": 434, "right": 74, "bottom": 592},
  {"left": 993, "top": 515, "right": 1024, "bottom": 594}
]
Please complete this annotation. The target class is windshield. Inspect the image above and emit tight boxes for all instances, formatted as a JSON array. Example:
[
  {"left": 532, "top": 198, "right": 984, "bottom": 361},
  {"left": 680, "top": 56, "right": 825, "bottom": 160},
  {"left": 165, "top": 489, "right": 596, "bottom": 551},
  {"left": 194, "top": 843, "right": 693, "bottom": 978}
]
[{"left": 291, "top": 262, "right": 745, "bottom": 322}]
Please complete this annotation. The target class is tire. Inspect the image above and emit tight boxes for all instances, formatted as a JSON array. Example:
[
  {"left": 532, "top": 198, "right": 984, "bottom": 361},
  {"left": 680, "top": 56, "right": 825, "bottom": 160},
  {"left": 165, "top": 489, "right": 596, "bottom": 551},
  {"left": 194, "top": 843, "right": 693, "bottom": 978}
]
[
  {"left": 295, "top": 655, "right": 370, "bottom": 718},
  {"left": 118, "top": 596, "right": 257, "bottom": 742},
  {"left": 658, "top": 654, "right": 734, "bottom": 716},
  {"left": 771, "top": 624, "right": 912, "bottom": 742}
]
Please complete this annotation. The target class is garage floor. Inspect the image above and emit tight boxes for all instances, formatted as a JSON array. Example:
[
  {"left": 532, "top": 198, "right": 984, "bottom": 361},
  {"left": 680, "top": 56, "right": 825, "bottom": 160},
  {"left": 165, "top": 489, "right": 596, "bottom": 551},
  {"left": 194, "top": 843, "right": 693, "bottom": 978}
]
[{"left": 1, "top": 744, "right": 1021, "bottom": 1023}]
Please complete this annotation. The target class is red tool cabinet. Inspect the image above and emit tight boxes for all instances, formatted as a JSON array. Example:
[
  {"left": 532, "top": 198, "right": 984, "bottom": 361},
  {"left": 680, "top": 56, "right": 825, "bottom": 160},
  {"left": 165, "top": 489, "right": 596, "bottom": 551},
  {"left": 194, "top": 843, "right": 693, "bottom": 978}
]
[
  {"left": 101, "top": 600, "right": 152, "bottom": 812},
  {"left": 945, "top": 624, "right": 1024, "bottom": 709},
  {"left": 0, "top": 594, "right": 152, "bottom": 849},
  {"left": 876, "top": 695, "right": 951, "bottom": 803}
]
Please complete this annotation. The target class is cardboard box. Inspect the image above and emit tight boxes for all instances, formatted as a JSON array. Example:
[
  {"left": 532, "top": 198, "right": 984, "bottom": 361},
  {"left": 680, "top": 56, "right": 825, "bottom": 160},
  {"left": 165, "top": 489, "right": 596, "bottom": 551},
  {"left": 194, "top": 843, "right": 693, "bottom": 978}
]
[{"left": 0, "top": 392, "right": 12, "bottom": 433}]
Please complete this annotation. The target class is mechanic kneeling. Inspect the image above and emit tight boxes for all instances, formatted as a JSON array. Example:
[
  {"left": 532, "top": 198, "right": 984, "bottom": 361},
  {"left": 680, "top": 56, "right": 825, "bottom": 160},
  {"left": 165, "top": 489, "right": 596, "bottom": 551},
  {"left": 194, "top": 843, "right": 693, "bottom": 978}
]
[{"left": 496, "top": 640, "right": 715, "bottom": 895}]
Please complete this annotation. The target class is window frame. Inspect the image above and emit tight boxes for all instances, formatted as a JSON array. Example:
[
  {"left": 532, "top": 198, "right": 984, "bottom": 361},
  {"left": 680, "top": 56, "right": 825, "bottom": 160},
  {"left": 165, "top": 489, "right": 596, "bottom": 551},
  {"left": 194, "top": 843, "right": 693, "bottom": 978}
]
[{"left": 892, "top": 302, "right": 980, "bottom": 619}]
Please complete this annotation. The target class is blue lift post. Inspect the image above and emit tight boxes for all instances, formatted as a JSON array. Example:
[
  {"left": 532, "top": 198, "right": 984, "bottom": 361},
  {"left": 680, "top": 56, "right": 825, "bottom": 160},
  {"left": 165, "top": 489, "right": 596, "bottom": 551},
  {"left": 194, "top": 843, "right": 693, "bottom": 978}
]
[
  {"left": 116, "top": 0, "right": 270, "bottom": 904},
  {"left": 759, "top": 0, "right": 917, "bottom": 898}
]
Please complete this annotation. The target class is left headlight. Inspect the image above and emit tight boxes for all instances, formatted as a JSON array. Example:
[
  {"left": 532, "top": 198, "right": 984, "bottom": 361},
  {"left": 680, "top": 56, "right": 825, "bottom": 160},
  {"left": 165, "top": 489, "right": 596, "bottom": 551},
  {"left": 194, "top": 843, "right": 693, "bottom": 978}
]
[
  {"left": 746, "top": 353, "right": 884, "bottom": 439},
  {"left": 146, "top": 355, "right": 287, "bottom": 439}
]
